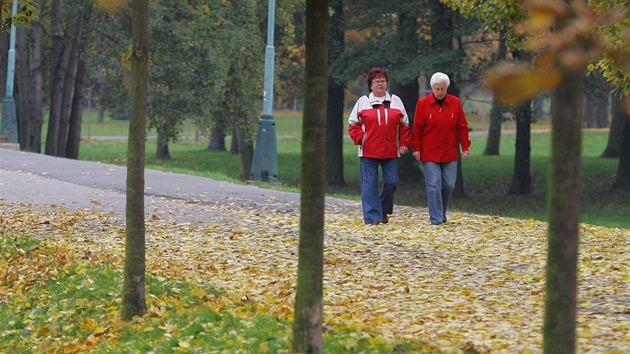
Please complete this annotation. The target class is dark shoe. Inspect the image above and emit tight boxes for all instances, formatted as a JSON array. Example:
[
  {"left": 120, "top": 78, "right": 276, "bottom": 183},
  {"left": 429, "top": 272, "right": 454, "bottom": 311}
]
[
  {"left": 382, "top": 214, "right": 389, "bottom": 224},
  {"left": 370, "top": 221, "right": 380, "bottom": 226}
]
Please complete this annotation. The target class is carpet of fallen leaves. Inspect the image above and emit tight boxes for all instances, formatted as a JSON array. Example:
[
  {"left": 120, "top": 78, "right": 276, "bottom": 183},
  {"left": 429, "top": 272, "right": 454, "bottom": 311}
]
[{"left": 1, "top": 197, "right": 629, "bottom": 353}]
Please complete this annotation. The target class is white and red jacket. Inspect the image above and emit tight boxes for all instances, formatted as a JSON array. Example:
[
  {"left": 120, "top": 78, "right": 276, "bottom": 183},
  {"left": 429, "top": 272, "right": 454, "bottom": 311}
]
[{"left": 348, "top": 92, "right": 410, "bottom": 158}]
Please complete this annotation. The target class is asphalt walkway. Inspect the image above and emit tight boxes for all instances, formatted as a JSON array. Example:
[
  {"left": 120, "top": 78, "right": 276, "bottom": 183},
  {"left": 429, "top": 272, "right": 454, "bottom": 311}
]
[{"left": 0, "top": 147, "right": 358, "bottom": 224}]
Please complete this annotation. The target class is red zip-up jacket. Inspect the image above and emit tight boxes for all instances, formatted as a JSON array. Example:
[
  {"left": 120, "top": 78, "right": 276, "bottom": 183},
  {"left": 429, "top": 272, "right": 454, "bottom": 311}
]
[
  {"left": 348, "top": 92, "right": 410, "bottom": 158},
  {"left": 410, "top": 93, "right": 470, "bottom": 163}
]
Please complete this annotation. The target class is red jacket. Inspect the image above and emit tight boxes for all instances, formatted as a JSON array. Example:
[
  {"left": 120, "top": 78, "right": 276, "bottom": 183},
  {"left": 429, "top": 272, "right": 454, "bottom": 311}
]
[
  {"left": 410, "top": 93, "right": 470, "bottom": 163},
  {"left": 348, "top": 92, "right": 410, "bottom": 158}
]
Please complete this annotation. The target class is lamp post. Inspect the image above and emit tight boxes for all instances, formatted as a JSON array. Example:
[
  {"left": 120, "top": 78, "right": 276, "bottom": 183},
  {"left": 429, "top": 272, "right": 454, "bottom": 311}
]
[
  {"left": 1, "top": 0, "right": 19, "bottom": 144},
  {"left": 250, "top": 0, "right": 278, "bottom": 182}
]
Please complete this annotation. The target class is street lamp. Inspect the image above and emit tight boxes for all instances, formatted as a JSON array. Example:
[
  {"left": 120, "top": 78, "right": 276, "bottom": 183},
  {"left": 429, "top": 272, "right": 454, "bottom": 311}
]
[
  {"left": 250, "top": 0, "right": 278, "bottom": 182},
  {"left": 1, "top": 0, "right": 19, "bottom": 144}
]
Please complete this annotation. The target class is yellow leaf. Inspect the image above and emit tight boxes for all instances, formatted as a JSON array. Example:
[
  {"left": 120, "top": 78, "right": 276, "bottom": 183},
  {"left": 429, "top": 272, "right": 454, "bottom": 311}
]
[{"left": 485, "top": 63, "right": 561, "bottom": 106}]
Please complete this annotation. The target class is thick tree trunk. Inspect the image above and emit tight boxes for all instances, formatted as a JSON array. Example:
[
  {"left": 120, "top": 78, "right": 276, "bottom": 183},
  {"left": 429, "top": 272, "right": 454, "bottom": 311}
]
[
  {"left": 614, "top": 113, "right": 630, "bottom": 190},
  {"left": 601, "top": 94, "right": 626, "bottom": 158},
  {"left": 292, "top": 0, "right": 328, "bottom": 352},
  {"left": 208, "top": 124, "right": 226, "bottom": 151},
  {"left": 544, "top": 69, "right": 582, "bottom": 354},
  {"left": 325, "top": 0, "right": 345, "bottom": 187},
  {"left": 56, "top": 40, "right": 79, "bottom": 156},
  {"left": 66, "top": 58, "right": 86, "bottom": 159},
  {"left": 509, "top": 102, "right": 532, "bottom": 195},
  {"left": 155, "top": 132, "right": 170, "bottom": 160},
  {"left": 122, "top": 0, "right": 149, "bottom": 319}
]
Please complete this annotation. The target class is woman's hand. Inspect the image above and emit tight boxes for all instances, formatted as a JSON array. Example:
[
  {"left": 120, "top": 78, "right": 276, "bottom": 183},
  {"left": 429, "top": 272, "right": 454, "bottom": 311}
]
[
  {"left": 399, "top": 146, "right": 408, "bottom": 155},
  {"left": 462, "top": 151, "right": 469, "bottom": 159},
  {"left": 412, "top": 151, "right": 421, "bottom": 161}
]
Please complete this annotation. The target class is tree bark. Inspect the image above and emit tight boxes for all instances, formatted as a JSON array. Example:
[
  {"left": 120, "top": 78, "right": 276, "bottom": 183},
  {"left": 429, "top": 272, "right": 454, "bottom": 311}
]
[
  {"left": 325, "top": 0, "right": 345, "bottom": 187},
  {"left": 483, "top": 29, "right": 509, "bottom": 156},
  {"left": 56, "top": 39, "right": 79, "bottom": 156},
  {"left": 508, "top": 102, "right": 532, "bottom": 195},
  {"left": 65, "top": 58, "right": 86, "bottom": 159},
  {"left": 122, "top": 0, "right": 149, "bottom": 319},
  {"left": 44, "top": 0, "right": 64, "bottom": 156},
  {"left": 156, "top": 132, "right": 170, "bottom": 160},
  {"left": 292, "top": 0, "right": 328, "bottom": 352},
  {"left": 236, "top": 124, "right": 253, "bottom": 181},
  {"left": 230, "top": 127, "right": 239, "bottom": 154},
  {"left": 614, "top": 110, "right": 630, "bottom": 190},
  {"left": 208, "top": 124, "right": 226, "bottom": 151},
  {"left": 16, "top": 5, "right": 43, "bottom": 153},
  {"left": 601, "top": 94, "right": 626, "bottom": 157},
  {"left": 544, "top": 67, "right": 582, "bottom": 354}
]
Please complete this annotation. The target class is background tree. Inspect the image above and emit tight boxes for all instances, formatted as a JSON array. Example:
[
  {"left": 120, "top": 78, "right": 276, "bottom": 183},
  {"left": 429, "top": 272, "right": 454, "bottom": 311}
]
[
  {"left": 325, "top": 0, "right": 345, "bottom": 187},
  {"left": 122, "top": 0, "right": 148, "bottom": 319},
  {"left": 601, "top": 94, "right": 627, "bottom": 157},
  {"left": 15, "top": 0, "right": 43, "bottom": 152},
  {"left": 292, "top": 0, "right": 328, "bottom": 351}
]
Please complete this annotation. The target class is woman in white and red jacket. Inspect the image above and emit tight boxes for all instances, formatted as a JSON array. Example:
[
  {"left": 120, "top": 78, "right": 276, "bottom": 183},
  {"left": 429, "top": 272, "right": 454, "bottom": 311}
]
[
  {"left": 410, "top": 72, "right": 471, "bottom": 225},
  {"left": 348, "top": 68, "right": 411, "bottom": 225}
]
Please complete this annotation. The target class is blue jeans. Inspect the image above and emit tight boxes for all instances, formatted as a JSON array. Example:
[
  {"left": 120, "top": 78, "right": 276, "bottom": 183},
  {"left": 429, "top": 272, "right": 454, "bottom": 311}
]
[
  {"left": 423, "top": 161, "right": 457, "bottom": 225},
  {"left": 360, "top": 157, "right": 399, "bottom": 224}
]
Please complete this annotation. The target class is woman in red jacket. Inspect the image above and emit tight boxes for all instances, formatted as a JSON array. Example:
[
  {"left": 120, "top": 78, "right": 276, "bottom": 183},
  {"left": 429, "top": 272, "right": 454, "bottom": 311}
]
[
  {"left": 348, "top": 68, "right": 411, "bottom": 225},
  {"left": 410, "top": 72, "right": 471, "bottom": 225}
]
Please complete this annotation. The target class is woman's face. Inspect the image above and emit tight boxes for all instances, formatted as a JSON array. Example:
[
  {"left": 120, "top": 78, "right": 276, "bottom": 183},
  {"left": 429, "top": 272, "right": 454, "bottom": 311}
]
[
  {"left": 432, "top": 82, "right": 448, "bottom": 100},
  {"left": 371, "top": 76, "right": 387, "bottom": 97}
]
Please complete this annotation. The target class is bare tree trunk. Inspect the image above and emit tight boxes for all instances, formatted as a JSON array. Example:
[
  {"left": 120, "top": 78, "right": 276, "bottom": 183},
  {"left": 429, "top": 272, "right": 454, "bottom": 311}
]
[
  {"left": 208, "top": 124, "right": 226, "bottom": 151},
  {"left": 601, "top": 94, "right": 626, "bottom": 157},
  {"left": 155, "top": 132, "right": 170, "bottom": 160},
  {"left": 66, "top": 58, "right": 86, "bottom": 159},
  {"left": 484, "top": 29, "right": 508, "bottom": 156},
  {"left": 325, "top": 0, "right": 345, "bottom": 187},
  {"left": 544, "top": 66, "right": 582, "bottom": 354},
  {"left": 236, "top": 124, "right": 253, "bottom": 180},
  {"left": 230, "top": 127, "right": 239, "bottom": 154},
  {"left": 509, "top": 102, "right": 532, "bottom": 194},
  {"left": 614, "top": 106, "right": 630, "bottom": 190},
  {"left": 292, "top": 0, "right": 328, "bottom": 352},
  {"left": 56, "top": 40, "right": 79, "bottom": 156},
  {"left": 122, "top": 0, "right": 149, "bottom": 319},
  {"left": 45, "top": 0, "right": 64, "bottom": 156}
]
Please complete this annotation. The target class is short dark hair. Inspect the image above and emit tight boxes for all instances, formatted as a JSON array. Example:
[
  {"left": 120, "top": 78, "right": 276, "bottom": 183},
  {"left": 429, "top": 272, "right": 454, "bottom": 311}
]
[{"left": 366, "top": 68, "right": 388, "bottom": 92}]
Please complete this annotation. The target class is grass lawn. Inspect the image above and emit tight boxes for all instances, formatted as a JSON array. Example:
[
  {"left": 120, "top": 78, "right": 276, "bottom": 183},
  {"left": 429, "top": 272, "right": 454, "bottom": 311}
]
[{"left": 74, "top": 111, "right": 628, "bottom": 229}]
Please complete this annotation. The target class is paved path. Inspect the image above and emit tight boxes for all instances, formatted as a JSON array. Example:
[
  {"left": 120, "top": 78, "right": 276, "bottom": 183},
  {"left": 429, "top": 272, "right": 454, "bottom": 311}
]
[{"left": 0, "top": 147, "right": 358, "bottom": 223}]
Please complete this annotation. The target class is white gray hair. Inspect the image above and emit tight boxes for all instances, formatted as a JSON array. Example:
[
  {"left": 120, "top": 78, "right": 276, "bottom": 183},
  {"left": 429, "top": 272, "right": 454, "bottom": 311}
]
[{"left": 430, "top": 72, "right": 450, "bottom": 88}]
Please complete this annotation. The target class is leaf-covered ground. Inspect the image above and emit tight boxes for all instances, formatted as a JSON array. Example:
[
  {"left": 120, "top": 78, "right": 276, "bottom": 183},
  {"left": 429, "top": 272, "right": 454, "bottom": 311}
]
[{"left": 1, "top": 198, "right": 628, "bottom": 353}]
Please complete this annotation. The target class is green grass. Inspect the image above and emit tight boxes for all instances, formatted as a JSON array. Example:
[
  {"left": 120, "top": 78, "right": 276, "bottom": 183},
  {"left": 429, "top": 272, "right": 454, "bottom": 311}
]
[
  {"left": 0, "top": 234, "right": 437, "bottom": 353},
  {"left": 75, "top": 113, "right": 628, "bottom": 229}
]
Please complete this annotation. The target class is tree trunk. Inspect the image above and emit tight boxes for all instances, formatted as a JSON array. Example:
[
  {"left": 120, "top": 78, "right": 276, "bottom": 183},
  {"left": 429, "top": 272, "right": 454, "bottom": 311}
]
[
  {"left": 16, "top": 6, "right": 43, "bottom": 153},
  {"left": 325, "top": 0, "right": 345, "bottom": 187},
  {"left": 56, "top": 40, "right": 79, "bottom": 156},
  {"left": 230, "top": 127, "right": 239, "bottom": 154},
  {"left": 395, "top": 79, "right": 423, "bottom": 183},
  {"left": 292, "top": 0, "right": 328, "bottom": 352},
  {"left": 156, "top": 132, "right": 170, "bottom": 160},
  {"left": 543, "top": 68, "right": 582, "bottom": 354},
  {"left": 236, "top": 124, "right": 253, "bottom": 181},
  {"left": 208, "top": 124, "right": 226, "bottom": 151},
  {"left": 509, "top": 102, "right": 532, "bottom": 194},
  {"left": 44, "top": 0, "right": 64, "bottom": 156},
  {"left": 601, "top": 94, "right": 626, "bottom": 157},
  {"left": 614, "top": 110, "right": 630, "bottom": 190},
  {"left": 484, "top": 29, "right": 508, "bottom": 156},
  {"left": 65, "top": 58, "right": 86, "bottom": 159},
  {"left": 122, "top": 0, "right": 149, "bottom": 320}
]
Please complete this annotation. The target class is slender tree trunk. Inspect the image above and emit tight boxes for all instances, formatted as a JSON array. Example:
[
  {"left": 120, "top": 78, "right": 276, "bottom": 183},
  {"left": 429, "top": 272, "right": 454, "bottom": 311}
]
[
  {"left": 122, "top": 0, "right": 149, "bottom": 319},
  {"left": 544, "top": 68, "right": 582, "bottom": 354},
  {"left": 292, "top": 0, "right": 328, "bottom": 352},
  {"left": 509, "top": 102, "right": 532, "bottom": 194},
  {"left": 601, "top": 94, "right": 626, "bottom": 157},
  {"left": 236, "top": 124, "right": 254, "bottom": 181},
  {"left": 325, "top": 0, "right": 345, "bottom": 187},
  {"left": 230, "top": 127, "right": 239, "bottom": 154},
  {"left": 66, "top": 58, "right": 86, "bottom": 159},
  {"left": 16, "top": 14, "right": 44, "bottom": 153},
  {"left": 45, "top": 0, "right": 64, "bottom": 156},
  {"left": 56, "top": 40, "right": 79, "bottom": 156},
  {"left": 614, "top": 112, "right": 630, "bottom": 190},
  {"left": 484, "top": 29, "right": 508, "bottom": 156},
  {"left": 395, "top": 79, "right": 423, "bottom": 183}
]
